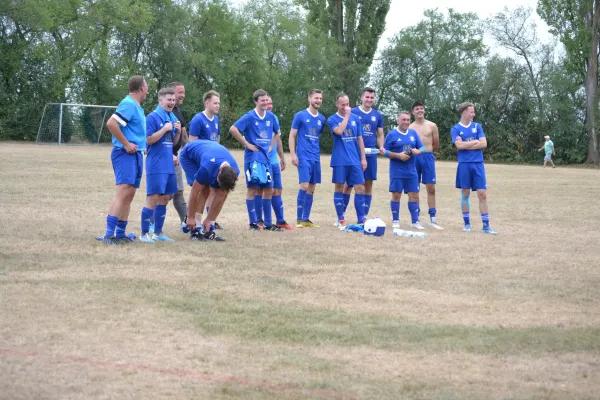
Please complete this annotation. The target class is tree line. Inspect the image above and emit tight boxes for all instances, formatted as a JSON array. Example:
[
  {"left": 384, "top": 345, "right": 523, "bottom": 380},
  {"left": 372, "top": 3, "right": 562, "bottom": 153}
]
[{"left": 1, "top": 0, "right": 598, "bottom": 164}]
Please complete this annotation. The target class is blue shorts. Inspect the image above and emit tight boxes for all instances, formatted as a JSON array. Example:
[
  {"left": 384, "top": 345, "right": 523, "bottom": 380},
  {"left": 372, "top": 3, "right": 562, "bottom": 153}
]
[
  {"left": 111, "top": 147, "right": 143, "bottom": 188},
  {"left": 389, "top": 176, "right": 420, "bottom": 194},
  {"left": 245, "top": 162, "right": 274, "bottom": 189},
  {"left": 271, "top": 163, "right": 282, "bottom": 190},
  {"left": 298, "top": 159, "right": 321, "bottom": 185},
  {"left": 416, "top": 152, "right": 436, "bottom": 184},
  {"left": 146, "top": 173, "right": 178, "bottom": 196},
  {"left": 456, "top": 162, "right": 487, "bottom": 191},
  {"left": 363, "top": 155, "right": 378, "bottom": 181},
  {"left": 179, "top": 151, "right": 200, "bottom": 186},
  {"left": 332, "top": 165, "right": 365, "bottom": 186}
]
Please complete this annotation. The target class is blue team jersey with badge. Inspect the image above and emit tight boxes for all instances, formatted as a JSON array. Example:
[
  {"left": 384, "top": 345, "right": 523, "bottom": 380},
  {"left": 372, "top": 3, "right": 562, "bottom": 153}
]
[
  {"left": 292, "top": 109, "right": 326, "bottom": 162},
  {"left": 233, "top": 110, "right": 280, "bottom": 165},
  {"left": 351, "top": 107, "right": 383, "bottom": 154},
  {"left": 268, "top": 115, "right": 281, "bottom": 165},
  {"left": 145, "top": 107, "right": 179, "bottom": 175},
  {"left": 189, "top": 112, "right": 220, "bottom": 141},
  {"left": 384, "top": 128, "right": 424, "bottom": 178},
  {"left": 183, "top": 140, "right": 240, "bottom": 188},
  {"left": 451, "top": 122, "right": 485, "bottom": 163},
  {"left": 327, "top": 113, "right": 363, "bottom": 167},
  {"left": 112, "top": 95, "right": 146, "bottom": 150}
]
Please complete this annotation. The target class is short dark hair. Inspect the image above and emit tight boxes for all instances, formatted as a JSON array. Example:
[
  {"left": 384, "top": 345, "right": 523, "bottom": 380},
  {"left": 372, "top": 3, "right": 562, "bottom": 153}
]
[
  {"left": 458, "top": 102, "right": 474, "bottom": 114},
  {"left": 203, "top": 90, "right": 220, "bottom": 102},
  {"left": 128, "top": 76, "right": 145, "bottom": 92},
  {"left": 308, "top": 89, "right": 322, "bottom": 97},
  {"left": 411, "top": 101, "right": 424, "bottom": 110},
  {"left": 168, "top": 81, "right": 184, "bottom": 89},
  {"left": 253, "top": 89, "right": 269, "bottom": 102},
  {"left": 335, "top": 92, "right": 348, "bottom": 102},
  {"left": 158, "top": 87, "right": 175, "bottom": 98},
  {"left": 218, "top": 166, "right": 238, "bottom": 192},
  {"left": 362, "top": 87, "right": 376, "bottom": 95}
]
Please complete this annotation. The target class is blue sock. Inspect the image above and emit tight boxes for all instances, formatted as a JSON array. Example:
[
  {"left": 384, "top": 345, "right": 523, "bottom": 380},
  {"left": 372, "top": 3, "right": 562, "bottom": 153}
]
[
  {"left": 429, "top": 208, "right": 437, "bottom": 223},
  {"left": 408, "top": 202, "right": 419, "bottom": 224},
  {"left": 343, "top": 193, "right": 351, "bottom": 213},
  {"left": 105, "top": 215, "right": 118, "bottom": 238},
  {"left": 334, "top": 192, "right": 345, "bottom": 221},
  {"left": 141, "top": 207, "right": 153, "bottom": 234},
  {"left": 482, "top": 213, "right": 490, "bottom": 229},
  {"left": 364, "top": 194, "right": 372, "bottom": 216},
  {"left": 463, "top": 212, "right": 470, "bottom": 226},
  {"left": 246, "top": 199, "right": 257, "bottom": 224},
  {"left": 296, "top": 189, "right": 307, "bottom": 221},
  {"left": 254, "top": 195, "right": 263, "bottom": 221},
  {"left": 153, "top": 205, "right": 167, "bottom": 235},
  {"left": 391, "top": 201, "right": 400, "bottom": 221},
  {"left": 272, "top": 195, "right": 284, "bottom": 224},
  {"left": 115, "top": 220, "right": 128, "bottom": 239},
  {"left": 354, "top": 194, "right": 365, "bottom": 223},
  {"left": 262, "top": 198, "right": 273, "bottom": 226},
  {"left": 303, "top": 194, "right": 314, "bottom": 221}
]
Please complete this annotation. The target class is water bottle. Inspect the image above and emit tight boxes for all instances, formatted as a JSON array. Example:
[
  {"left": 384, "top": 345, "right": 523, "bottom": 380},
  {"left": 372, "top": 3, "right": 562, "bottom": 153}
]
[{"left": 393, "top": 229, "right": 426, "bottom": 238}]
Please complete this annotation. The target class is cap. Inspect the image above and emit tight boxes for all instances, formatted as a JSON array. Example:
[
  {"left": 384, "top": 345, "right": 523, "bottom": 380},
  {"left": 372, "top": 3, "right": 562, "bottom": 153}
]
[{"left": 544, "top": 135, "right": 550, "bottom": 139}]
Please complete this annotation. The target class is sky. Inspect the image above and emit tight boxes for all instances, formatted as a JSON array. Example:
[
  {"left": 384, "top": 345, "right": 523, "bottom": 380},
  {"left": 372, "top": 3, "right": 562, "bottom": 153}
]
[{"left": 378, "top": 0, "right": 553, "bottom": 54}]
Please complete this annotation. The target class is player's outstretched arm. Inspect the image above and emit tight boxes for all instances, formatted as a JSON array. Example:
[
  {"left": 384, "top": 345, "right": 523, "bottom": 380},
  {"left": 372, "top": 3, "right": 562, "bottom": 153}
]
[
  {"left": 230, "top": 125, "right": 257, "bottom": 151},
  {"left": 289, "top": 128, "right": 298, "bottom": 166},
  {"left": 107, "top": 117, "right": 137, "bottom": 153}
]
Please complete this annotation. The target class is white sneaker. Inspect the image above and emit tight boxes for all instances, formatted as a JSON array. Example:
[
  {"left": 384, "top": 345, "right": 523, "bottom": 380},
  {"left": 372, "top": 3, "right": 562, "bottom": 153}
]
[
  {"left": 139, "top": 233, "right": 155, "bottom": 243},
  {"left": 429, "top": 221, "right": 444, "bottom": 230},
  {"left": 392, "top": 220, "right": 400, "bottom": 229},
  {"left": 411, "top": 221, "right": 425, "bottom": 230}
]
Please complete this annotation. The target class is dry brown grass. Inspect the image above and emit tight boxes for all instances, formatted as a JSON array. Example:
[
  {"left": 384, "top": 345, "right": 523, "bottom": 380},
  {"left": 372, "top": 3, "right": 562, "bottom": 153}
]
[{"left": 1, "top": 142, "right": 599, "bottom": 399}]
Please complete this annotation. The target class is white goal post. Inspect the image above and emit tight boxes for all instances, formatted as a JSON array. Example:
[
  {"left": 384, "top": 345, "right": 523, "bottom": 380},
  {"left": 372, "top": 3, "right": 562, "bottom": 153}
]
[{"left": 36, "top": 103, "right": 117, "bottom": 145}]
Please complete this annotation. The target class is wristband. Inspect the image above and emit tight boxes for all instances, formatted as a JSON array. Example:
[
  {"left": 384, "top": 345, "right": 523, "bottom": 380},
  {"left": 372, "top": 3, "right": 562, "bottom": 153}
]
[{"left": 384, "top": 150, "right": 391, "bottom": 158}]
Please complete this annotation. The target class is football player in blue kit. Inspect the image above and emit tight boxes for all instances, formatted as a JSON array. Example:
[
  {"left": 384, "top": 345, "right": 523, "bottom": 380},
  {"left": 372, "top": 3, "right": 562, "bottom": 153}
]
[
  {"left": 327, "top": 93, "right": 368, "bottom": 227},
  {"left": 451, "top": 102, "right": 498, "bottom": 234},
  {"left": 229, "top": 89, "right": 283, "bottom": 231},
  {"left": 341, "top": 87, "right": 384, "bottom": 221},
  {"left": 179, "top": 140, "right": 239, "bottom": 241},
  {"left": 289, "top": 89, "right": 327, "bottom": 228},
  {"left": 139, "top": 87, "right": 181, "bottom": 243},
  {"left": 96, "top": 76, "right": 148, "bottom": 244},
  {"left": 383, "top": 111, "right": 426, "bottom": 230}
]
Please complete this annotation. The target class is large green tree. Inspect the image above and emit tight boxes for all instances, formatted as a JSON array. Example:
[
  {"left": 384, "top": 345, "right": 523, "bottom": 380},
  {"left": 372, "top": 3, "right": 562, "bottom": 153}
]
[
  {"left": 538, "top": 0, "right": 600, "bottom": 163},
  {"left": 300, "top": 0, "right": 391, "bottom": 102}
]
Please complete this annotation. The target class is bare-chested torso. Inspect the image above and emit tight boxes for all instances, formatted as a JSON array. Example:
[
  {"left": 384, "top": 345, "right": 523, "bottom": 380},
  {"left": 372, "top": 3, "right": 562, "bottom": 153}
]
[{"left": 410, "top": 119, "right": 437, "bottom": 152}]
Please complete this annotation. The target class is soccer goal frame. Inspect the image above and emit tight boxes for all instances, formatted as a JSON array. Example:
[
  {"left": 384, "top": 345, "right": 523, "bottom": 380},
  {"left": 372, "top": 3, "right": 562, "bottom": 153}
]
[{"left": 36, "top": 103, "right": 117, "bottom": 145}]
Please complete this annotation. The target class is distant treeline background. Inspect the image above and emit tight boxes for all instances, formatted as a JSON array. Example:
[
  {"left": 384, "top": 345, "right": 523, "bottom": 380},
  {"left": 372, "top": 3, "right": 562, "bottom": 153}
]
[{"left": 2, "top": 0, "right": 599, "bottom": 164}]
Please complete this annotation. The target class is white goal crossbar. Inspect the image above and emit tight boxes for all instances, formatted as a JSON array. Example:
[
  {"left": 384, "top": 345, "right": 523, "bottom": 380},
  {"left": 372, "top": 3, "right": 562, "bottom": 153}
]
[{"left": 37, "top": 103, "right": 118, "bottom": 145}]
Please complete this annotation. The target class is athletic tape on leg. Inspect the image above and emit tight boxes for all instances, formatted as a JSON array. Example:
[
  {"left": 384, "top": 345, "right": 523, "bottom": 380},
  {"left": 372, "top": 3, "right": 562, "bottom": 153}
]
[{"left": 461, "top": 195, "right": 470, "bottom": 211}]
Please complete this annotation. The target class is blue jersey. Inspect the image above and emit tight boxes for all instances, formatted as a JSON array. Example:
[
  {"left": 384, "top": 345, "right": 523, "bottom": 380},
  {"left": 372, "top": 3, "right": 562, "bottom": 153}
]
[
  {"left": 268, "top": 115, "right": 281, "bottom": 165},
  {"left": 145, "top": 106, "right": 179, "bottom": 175},
  {"left": 384, "top": 128, "right": 424, "bottom": 178},
  {"left": 327, "top": 113, "right": 363, "bottom": 167},
  {"left": 292, "top": 109, "right": 326, "bottom": 162},
  {"left": 351, "top": 107, "right": 383, "bottom": 154},
  {"left": 451, "top": 122, "right": 485, "bottom": 163},
  {"left": 233, "top": 110, "right": 280, "bottom": 164},
  {"left": 183, "top": 140, "right": 240, "bottom": 188},
  {"left": 112, "top": 95, "right": 146, "bottom": 150},
  {"left": 189, "top": 111, "right": 220, "bottom": 141}
]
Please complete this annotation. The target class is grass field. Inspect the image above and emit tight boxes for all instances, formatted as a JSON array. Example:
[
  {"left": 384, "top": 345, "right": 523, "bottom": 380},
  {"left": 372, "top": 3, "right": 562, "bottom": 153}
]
[{"left": 1, "top": 142, "right": 599, "bottom": 400}]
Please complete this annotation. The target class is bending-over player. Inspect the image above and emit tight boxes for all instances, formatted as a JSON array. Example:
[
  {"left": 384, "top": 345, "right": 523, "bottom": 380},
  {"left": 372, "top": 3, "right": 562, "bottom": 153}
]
[{"left": 179, "top": 140, "right": 239, "bottom": 241}]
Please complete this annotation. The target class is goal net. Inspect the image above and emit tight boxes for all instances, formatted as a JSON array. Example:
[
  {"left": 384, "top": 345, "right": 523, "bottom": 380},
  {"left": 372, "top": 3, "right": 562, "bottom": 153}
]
[{"left": 36, "top": 103, "right": 117, "bottom": 145}]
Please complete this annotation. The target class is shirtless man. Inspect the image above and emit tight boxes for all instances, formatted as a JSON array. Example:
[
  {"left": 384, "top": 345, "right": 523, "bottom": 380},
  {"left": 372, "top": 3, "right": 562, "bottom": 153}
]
[{"left": 409, "top": 101, "right": 443, "bottom": 229}]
